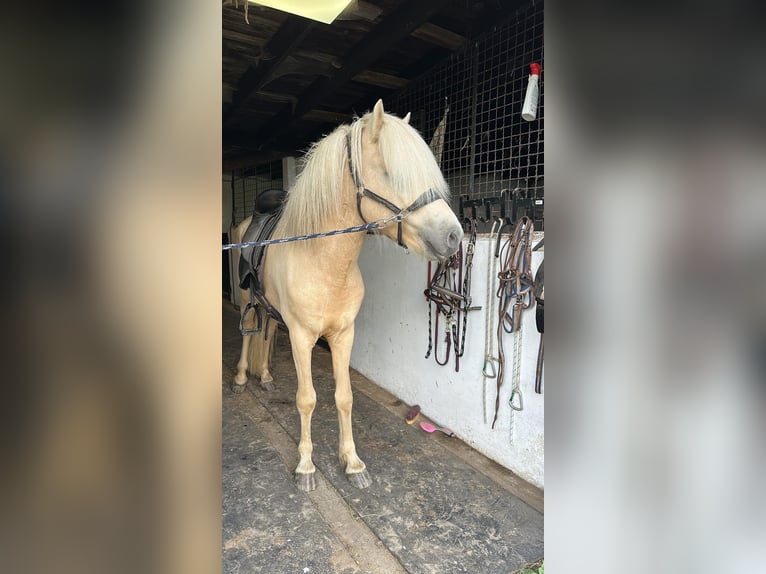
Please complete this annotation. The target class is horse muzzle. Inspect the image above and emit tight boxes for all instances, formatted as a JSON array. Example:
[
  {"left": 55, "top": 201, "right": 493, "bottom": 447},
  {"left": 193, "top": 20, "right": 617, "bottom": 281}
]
[{"left": 423, "top": 221, "right": 464, "bottom": 260}]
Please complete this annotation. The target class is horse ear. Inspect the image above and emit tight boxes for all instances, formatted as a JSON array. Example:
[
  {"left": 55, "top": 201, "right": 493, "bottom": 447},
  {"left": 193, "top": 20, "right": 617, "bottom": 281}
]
[
  {"left": 370, "top": 99, "right": 385, "bottom": 142},
  {"left": 402, "top": 112, "right": 411, "bottom": 124}
]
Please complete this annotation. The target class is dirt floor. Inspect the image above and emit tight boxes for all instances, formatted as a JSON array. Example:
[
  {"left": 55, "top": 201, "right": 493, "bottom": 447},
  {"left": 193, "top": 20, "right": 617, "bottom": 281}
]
[{"left": 222, "top": 302, "right": 544, "bottom": 574}]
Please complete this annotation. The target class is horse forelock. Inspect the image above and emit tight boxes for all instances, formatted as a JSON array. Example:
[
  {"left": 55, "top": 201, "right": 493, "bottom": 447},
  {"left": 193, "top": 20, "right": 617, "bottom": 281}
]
[{"left": 374, "top": 113, "right": 450, "bottom": 205}]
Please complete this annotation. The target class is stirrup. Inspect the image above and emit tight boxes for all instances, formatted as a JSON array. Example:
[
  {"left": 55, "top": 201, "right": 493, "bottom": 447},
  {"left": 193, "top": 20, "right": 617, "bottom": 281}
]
[
  {"left": 482, "top": 356, "right": 499, "bottom": 378},
  {"left": 239, "top": 300, "right": 263, "bottom": 336},
  {"left": 509, "top": 388, "right": 524, "bottom": 411}
]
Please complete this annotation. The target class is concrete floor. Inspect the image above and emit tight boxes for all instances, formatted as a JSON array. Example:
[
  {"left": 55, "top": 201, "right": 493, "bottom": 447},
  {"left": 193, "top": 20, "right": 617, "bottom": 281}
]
[{"left": 223, "top": 302, "right": 544, "bottom": 574}]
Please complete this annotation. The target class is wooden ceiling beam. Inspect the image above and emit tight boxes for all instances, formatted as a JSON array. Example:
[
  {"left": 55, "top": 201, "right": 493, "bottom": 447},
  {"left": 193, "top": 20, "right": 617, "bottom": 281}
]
[
  {"left": 336, "top": 1, "right": 383, "bottom": 22},
  {"left": 255, "top": 90, "right": 299, "bottom": 105},
  {"left": 352, "top": 69, "right": 409, "bottom": 90},
  {"left": 303, "top": 109, "right": 354, "bottom": 124},
  {"left": 253, "top": 0, "right": 445, "bottom": 147},
  {"left": 224, "top": 16, "right": 315, "bottom": 127},
  {"left": 410, "top": 22, "right": 466, "bottom": 51}
]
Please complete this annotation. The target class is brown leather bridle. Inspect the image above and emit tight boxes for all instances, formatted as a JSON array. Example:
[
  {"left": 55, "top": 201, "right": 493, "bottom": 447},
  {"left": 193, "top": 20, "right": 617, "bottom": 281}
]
[{"left": 346, "top": 130, "right": 441, "bottom": 250}]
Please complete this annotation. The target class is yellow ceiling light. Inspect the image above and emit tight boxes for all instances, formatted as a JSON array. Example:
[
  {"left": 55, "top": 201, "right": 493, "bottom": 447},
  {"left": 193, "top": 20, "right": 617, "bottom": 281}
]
[{"left": 250, "top": 0, "right": 354, "bottom": 25}]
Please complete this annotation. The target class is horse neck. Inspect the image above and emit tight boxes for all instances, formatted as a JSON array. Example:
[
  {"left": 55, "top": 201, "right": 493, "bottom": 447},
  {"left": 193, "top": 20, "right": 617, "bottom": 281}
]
[
  {"left": 295, "top": 172, "right": 366, "bottom": 274},
  {"left": 323, "top": 174, "right": 366, "bottom": 267}
]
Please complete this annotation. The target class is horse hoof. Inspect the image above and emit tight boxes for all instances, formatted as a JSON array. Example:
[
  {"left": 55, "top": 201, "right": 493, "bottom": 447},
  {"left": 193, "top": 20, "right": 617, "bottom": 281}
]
[
  {"left": 260, "top": 380, "right": 275, "bottom": 392},
  {"left": 231, "top": 382, "right": 247, "bottom": 394},
  {"left": 347, "top": 469, "right": 372, "bottom": 489},
  {"left": 295, "top": 472, "right": 317, "bottom": 492}
]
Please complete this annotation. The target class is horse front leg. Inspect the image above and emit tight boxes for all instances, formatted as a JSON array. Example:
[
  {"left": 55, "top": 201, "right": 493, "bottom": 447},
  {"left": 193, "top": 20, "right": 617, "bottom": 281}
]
[
  {"left": 289, "top": 330, "right": 318, "bottom": 491},
  {"left": 327, "top": 327, "right": 371, "bottom": 489}
]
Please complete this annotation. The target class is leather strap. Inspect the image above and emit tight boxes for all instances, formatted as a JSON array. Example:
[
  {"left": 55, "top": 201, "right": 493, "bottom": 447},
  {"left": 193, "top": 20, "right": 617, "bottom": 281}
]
[
  {"left": 534, "top": 261, "right": 544, "bottom": 394},
  {"left": 423, "top": 228, "right": 478, "bottom": 373},
  {"left": 534, "top": 332, "right": 544, "bottom": 394},
  {"left": 347, "top": 131, "right": 441, "bottom": 250},
  {"left": 491, "top": 217, "right": 534, "bottom": 428}
]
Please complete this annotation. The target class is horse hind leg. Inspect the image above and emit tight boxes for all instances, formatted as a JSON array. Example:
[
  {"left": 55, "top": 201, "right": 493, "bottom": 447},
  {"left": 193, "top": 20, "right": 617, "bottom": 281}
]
[
  {"left": 233, "top": 293, "right": 256, "bottom": 393},
  {"left": 328, "top": 327, "right": 371, "bottom": 489},
  {"left": 249, "top": 320, "right": 277, "bottom": 391},
  {"left": 233, "top": 332, "right": 251, "bottom": 393}
]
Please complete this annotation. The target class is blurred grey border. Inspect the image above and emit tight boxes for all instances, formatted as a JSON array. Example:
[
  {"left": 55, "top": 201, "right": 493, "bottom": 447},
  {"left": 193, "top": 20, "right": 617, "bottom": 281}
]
[
  {"left": 547, "top": 1, "right": 766, "bottom": 572},
  {"left": 0, "top": 2, "right": 221, "bottom": 573}
]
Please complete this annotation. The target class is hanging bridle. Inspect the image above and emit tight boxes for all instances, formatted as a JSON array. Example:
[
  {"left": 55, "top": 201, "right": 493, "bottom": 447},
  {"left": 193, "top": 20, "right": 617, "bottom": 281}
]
[
  {"left": 491, "top": 216, "right": 535, "bottom": 429},
  {"left": 346, "top": 130, "right": 442, "bottom": 250},
  {"left": 423, "top": 220, "right": 478, "bottom": 372}
]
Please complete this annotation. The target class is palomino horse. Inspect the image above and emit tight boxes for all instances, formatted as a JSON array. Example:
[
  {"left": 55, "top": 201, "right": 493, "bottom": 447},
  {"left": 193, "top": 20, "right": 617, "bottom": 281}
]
[{"left": 231, "top": 100, "right": 462, "bottom": 491}]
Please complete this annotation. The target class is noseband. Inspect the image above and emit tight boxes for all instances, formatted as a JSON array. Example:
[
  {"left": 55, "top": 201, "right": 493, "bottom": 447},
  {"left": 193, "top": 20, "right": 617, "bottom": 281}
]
[{"left": 346, "top": 130, "right": 441, "bottom": 250}]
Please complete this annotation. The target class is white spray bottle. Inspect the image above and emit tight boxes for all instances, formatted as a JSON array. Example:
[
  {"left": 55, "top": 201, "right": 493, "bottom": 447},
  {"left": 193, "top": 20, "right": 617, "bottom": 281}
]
[{"left": 521, "top": 62, "right": 541, "bottom": 121}]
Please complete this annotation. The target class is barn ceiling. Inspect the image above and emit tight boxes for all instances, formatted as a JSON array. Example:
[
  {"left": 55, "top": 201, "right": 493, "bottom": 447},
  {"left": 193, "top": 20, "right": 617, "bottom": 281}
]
[{"left": 222, "top": 0, "right": 527, "bottom": 169}]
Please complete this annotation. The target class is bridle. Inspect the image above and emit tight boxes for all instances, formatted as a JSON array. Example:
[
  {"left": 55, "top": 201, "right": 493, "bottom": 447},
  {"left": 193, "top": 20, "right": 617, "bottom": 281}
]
[
  {"left": 346, "top": 129, "right": 442, "bottom": 250},
  {"left": 423, "top": 219, "right": 478, "bottom": 372},
  {"left": 491, "top": 216, "right": 535, "bottom": 429}
]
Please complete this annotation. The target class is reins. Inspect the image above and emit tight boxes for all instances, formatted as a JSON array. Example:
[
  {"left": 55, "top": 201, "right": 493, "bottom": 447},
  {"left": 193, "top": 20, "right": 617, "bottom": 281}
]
[{"left": 491, "top": 216, "right": 535, "bottom": 429}]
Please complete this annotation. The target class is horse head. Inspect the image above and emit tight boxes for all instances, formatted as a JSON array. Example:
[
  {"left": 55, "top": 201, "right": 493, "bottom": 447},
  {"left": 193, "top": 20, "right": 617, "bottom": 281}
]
[{"left": 352, "top": 100, "right": 463, "bottom": 260}]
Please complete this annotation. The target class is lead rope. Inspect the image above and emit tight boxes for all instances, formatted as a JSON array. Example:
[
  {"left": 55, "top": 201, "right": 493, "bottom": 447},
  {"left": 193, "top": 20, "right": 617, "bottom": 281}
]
[
  {"left": 482, "top": 219, "right": 502, "bottom": 424},
  {"left": 491, "top": 217, "right": 534, "bottom": 430}
]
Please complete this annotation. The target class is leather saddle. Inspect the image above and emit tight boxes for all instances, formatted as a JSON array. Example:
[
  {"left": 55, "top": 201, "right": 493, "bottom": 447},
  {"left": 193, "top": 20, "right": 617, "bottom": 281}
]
[{"left": 238, "top": 189, "right": 288, "bottom": 335}]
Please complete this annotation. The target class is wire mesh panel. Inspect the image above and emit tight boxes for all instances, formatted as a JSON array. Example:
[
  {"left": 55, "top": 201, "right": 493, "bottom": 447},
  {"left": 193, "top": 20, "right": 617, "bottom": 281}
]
[
  {"left": 388, "top": 1, "right": 544, "bottom": 231},
  {"left": 230, "top": 160, "right": 284, "bottom": 226}
]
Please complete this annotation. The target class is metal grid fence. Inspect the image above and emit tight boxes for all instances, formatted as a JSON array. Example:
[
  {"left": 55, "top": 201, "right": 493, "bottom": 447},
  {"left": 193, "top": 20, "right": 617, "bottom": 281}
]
[
  {"left": 226, "top": 1, "right": 543, "bottom": 231},
  {"left": 229, "top": 160, "right": 284, "bottom": 226},
  {"left": 388, "top": 1, "right": 544, "bottom": 231}
]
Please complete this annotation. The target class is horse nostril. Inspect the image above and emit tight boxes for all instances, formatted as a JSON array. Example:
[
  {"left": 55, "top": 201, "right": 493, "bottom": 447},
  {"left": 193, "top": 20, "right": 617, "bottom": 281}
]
[{"left": 447, "top": 230, "right": 460, "bottom": 250}]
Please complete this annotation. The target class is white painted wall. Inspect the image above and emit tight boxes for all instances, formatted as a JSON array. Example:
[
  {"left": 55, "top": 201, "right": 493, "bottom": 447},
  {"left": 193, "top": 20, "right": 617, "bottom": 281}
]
[{"left": 351, "top": 235, "right": 544, "bottom": 489}]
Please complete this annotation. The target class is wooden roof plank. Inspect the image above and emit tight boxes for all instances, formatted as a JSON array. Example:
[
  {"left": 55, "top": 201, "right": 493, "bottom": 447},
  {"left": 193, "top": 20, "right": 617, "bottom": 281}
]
[
  {"left": 352, "top": 69, "right": 409, "bottom": 89},
  {"left": 410, "top": 22, "right": 466, "bottom": 51},
  {"left": 252, "top": 0, "right": 445, "bottom": 147},
  {"left": 224, "top": 16, "right": 315, "bottom": 126}
]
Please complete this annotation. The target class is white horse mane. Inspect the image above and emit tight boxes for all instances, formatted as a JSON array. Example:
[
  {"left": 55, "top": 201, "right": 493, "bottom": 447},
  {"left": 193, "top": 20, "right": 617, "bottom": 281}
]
[{"left": 276, "top": 110, "right": 450, "bottom": 238}]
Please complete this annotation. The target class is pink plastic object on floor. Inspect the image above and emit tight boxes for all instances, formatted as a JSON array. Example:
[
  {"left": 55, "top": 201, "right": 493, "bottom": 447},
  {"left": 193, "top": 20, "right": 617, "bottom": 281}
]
[{"left": 419, "top": 421, "right": 455, "bottom": 437}]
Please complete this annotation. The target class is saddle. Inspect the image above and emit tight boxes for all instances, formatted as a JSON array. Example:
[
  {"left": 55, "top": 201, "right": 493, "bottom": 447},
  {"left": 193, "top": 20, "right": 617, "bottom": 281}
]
[{"left": 238, "top": 189, "right": 287, "bottom": 335}]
